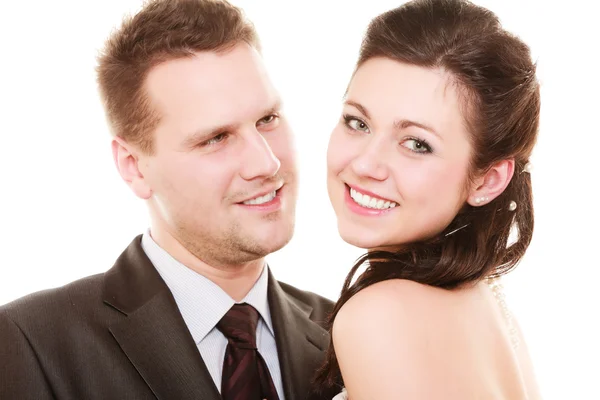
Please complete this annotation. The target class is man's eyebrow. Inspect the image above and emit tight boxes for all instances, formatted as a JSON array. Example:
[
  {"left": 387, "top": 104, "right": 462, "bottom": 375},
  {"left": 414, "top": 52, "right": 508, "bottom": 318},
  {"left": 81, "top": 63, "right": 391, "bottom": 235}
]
[
  {"left": 182, "top": 123, "right": 240, "bottom": 148},
  {"left": 181, "top": 98, "right": 284, "bottom": 147},
  {"left": 263, "top": 99, "right": 283, "bottom": 116}
]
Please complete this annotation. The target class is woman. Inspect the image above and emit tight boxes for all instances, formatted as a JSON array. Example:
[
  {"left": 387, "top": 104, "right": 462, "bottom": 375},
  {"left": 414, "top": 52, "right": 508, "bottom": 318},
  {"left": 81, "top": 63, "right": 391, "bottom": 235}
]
[{"left": 316, "top": 0, "right": 542, "bottom": 398}]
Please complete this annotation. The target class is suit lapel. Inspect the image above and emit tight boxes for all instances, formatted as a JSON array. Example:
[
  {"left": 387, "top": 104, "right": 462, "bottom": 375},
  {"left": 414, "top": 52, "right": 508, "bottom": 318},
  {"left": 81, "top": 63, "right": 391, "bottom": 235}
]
[
  {"left": 103, "top": 236, "right": 221, "bottom": 400},
  {"left": 268, "top": 270, "right": 331, "bottom": 400}
]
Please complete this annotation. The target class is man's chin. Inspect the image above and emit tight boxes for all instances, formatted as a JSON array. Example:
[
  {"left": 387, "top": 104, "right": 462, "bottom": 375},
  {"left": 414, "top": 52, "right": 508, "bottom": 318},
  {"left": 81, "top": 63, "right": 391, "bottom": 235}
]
[
  {"left": 251, "top": 225, "right": 295, "bottom": 256},
  {"left": 262, "top": 232, "right": 294, "bottom": 255},
  {"left": 233, "top": 240, "right": 289, "bottom": 264}
]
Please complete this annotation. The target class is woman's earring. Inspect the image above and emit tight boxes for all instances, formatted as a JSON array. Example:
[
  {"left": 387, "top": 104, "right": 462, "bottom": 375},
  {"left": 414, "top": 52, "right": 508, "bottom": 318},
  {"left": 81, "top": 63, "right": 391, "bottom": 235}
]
[{"left": 475, "top": 196, "right": 489, "bottom": 205}]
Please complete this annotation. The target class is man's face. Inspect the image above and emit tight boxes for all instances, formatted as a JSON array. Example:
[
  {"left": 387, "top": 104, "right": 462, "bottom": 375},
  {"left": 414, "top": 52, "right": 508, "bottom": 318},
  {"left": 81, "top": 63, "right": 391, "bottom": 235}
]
[{"left": 137, "top": 43, "right": 298, "bottom": 267}]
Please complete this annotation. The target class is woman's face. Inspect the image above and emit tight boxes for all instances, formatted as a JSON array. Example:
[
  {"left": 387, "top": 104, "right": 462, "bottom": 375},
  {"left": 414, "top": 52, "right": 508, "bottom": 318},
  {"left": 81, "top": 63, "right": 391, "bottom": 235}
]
[{"left": 327, "top": 58, "right": 475, "bottom": 250}]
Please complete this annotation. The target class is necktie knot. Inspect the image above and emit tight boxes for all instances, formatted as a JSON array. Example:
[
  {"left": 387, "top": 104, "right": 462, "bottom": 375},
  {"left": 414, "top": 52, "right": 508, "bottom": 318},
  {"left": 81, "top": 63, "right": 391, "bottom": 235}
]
[{"left": 217, "top": 303, "right": 259, "bottom": 349}]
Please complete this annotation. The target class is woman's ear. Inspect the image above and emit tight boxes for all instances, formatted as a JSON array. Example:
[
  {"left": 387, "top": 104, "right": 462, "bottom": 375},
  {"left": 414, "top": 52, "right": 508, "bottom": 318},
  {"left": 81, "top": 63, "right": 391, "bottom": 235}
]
[{"left": 467, "top": 159, "right": 515, "bottom": 207}]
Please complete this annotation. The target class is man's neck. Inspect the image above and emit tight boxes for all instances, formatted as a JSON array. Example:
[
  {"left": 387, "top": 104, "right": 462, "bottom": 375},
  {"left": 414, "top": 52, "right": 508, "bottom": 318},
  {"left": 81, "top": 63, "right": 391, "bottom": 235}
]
[{"left": 149, "top": 228, "right": 265, "bottom": 302}]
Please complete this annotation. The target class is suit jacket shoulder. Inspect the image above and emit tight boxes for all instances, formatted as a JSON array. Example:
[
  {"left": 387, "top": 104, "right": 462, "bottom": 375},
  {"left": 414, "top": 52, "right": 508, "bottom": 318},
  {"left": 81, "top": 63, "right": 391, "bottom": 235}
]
[
  {"left": 0, "top": 273, "right": 134, "bottom": 400},
  {"left": 1, "top": 272, "right": 105, "bottom": 323},
  {"left": 277, "top": 280, "right": 334, "bottom": 327}
]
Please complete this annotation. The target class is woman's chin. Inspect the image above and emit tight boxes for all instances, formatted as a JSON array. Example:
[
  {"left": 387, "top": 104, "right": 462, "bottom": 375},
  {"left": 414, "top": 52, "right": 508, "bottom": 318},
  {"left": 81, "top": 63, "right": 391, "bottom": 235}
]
[{"left": 338, "top": 228, "right": 386, "bottom": 250}]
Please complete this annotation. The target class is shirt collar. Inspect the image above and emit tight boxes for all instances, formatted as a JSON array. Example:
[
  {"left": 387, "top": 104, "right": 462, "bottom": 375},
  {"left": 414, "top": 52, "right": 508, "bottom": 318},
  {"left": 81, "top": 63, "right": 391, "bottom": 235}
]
[{"left": 141, "top": 231, "right": 274, "bottom": 344}]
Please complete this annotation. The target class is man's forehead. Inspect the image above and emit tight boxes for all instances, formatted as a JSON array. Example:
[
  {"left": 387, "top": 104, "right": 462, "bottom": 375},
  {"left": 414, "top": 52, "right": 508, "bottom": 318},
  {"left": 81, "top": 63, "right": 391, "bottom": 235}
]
[{"left": 145, "top": 50, "right": 279, "bottom": 122}]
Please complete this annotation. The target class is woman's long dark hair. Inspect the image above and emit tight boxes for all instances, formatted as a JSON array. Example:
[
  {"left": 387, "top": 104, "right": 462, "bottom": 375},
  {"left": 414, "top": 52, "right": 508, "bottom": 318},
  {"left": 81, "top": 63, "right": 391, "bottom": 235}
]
[{"left": 315, "top": 0, "right": 540, "bottom": 388}]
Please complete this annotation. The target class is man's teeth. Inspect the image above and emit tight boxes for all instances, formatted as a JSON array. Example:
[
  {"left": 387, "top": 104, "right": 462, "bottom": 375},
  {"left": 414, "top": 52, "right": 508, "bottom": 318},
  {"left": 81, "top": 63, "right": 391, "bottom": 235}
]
[
  {"left": 350, "top": 188, "right": 396, "bottom": 210},
  {"left": 243, "top": 191, "right": 276, "bottom": 205}
]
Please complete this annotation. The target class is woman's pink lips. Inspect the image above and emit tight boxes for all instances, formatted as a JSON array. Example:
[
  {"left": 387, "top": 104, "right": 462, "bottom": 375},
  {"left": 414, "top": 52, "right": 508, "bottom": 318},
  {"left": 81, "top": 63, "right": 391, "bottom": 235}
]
[
  {"left": 344, "top": 185, "right": 396, "bottom": 216},
  {"left": 346, "top": 184, "right": 396, "bottom": 204}
]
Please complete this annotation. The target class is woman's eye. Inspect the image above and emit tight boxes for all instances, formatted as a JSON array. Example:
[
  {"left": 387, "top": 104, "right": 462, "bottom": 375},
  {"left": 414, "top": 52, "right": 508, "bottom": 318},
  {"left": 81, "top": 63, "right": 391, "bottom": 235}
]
[
  {"left": 344, "top": 116, "right": 370, "bottom": 132},
  {"left": 402, "top": 138, "right": 432, "bottom": 154}
]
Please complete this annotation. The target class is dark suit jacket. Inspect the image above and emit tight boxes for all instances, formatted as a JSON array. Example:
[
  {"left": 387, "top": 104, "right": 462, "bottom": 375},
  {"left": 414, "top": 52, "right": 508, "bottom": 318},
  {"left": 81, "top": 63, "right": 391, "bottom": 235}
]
[{"left": 0, "top": 236, "right": 340, "bottom": 400}]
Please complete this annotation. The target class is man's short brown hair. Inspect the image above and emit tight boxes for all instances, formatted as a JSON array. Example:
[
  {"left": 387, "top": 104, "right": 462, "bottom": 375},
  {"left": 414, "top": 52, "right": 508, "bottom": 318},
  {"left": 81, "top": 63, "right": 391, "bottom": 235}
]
[{"left": 96, "top": 0, "right": 260, "bottom": 154}]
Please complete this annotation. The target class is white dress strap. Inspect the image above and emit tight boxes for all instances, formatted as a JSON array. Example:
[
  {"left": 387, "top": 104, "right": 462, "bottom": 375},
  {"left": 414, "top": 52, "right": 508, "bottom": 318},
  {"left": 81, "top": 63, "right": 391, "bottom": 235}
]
[{"left": 484, "top": 277, "right": 520, "bottom": 349}]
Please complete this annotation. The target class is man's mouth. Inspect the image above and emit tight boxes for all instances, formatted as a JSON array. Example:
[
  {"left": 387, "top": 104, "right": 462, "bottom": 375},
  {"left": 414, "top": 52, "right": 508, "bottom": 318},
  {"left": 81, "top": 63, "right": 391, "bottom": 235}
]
[{"left": 242, "top": 190, "right": 277, "bottom": 205}]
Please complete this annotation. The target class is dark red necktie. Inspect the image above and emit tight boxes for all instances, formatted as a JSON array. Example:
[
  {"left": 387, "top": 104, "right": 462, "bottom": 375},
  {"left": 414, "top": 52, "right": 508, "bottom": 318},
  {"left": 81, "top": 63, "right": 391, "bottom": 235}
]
[{"left": 216, "top": 303, "right": 280, "bottom": 400}]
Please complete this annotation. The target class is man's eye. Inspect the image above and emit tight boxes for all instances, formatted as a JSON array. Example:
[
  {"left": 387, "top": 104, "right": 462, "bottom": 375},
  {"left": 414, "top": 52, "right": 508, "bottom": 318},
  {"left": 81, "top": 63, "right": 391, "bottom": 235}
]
[
  {"left": 203, "top": 133, "right": 228, "bottom": 146},
  {"left": 258, "top": 114, "right": 278, "bottom": 125}
]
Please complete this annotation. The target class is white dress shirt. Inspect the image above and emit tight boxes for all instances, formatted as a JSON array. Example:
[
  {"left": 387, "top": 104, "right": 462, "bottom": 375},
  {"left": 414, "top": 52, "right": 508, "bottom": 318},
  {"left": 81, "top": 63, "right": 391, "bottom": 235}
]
[{"left": 141, "top": 232, "right": 285, "bottom": 399}]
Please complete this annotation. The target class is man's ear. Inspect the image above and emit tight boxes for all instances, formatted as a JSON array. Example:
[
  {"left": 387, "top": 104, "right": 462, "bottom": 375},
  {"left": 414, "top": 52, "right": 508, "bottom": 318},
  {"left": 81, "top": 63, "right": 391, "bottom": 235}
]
[
  {"left": 111, "top": 137, "right": 153, "bottom": 200},
  {"left": 467, "top": 159, "right": 515, "bottom": 207}
]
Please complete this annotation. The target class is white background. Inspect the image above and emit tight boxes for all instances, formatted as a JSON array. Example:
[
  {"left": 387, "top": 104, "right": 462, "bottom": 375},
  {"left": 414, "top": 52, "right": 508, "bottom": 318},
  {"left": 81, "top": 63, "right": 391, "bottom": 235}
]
[{"left": 1, "top": 1, "right": 598, "bottom": 398}]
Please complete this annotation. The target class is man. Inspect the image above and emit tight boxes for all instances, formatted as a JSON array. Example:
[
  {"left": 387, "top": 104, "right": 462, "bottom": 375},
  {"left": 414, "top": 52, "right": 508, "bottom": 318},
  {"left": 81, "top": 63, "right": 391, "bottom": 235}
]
[{"left": 0, "top": 1, "right": 338, "bottom": 399}]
